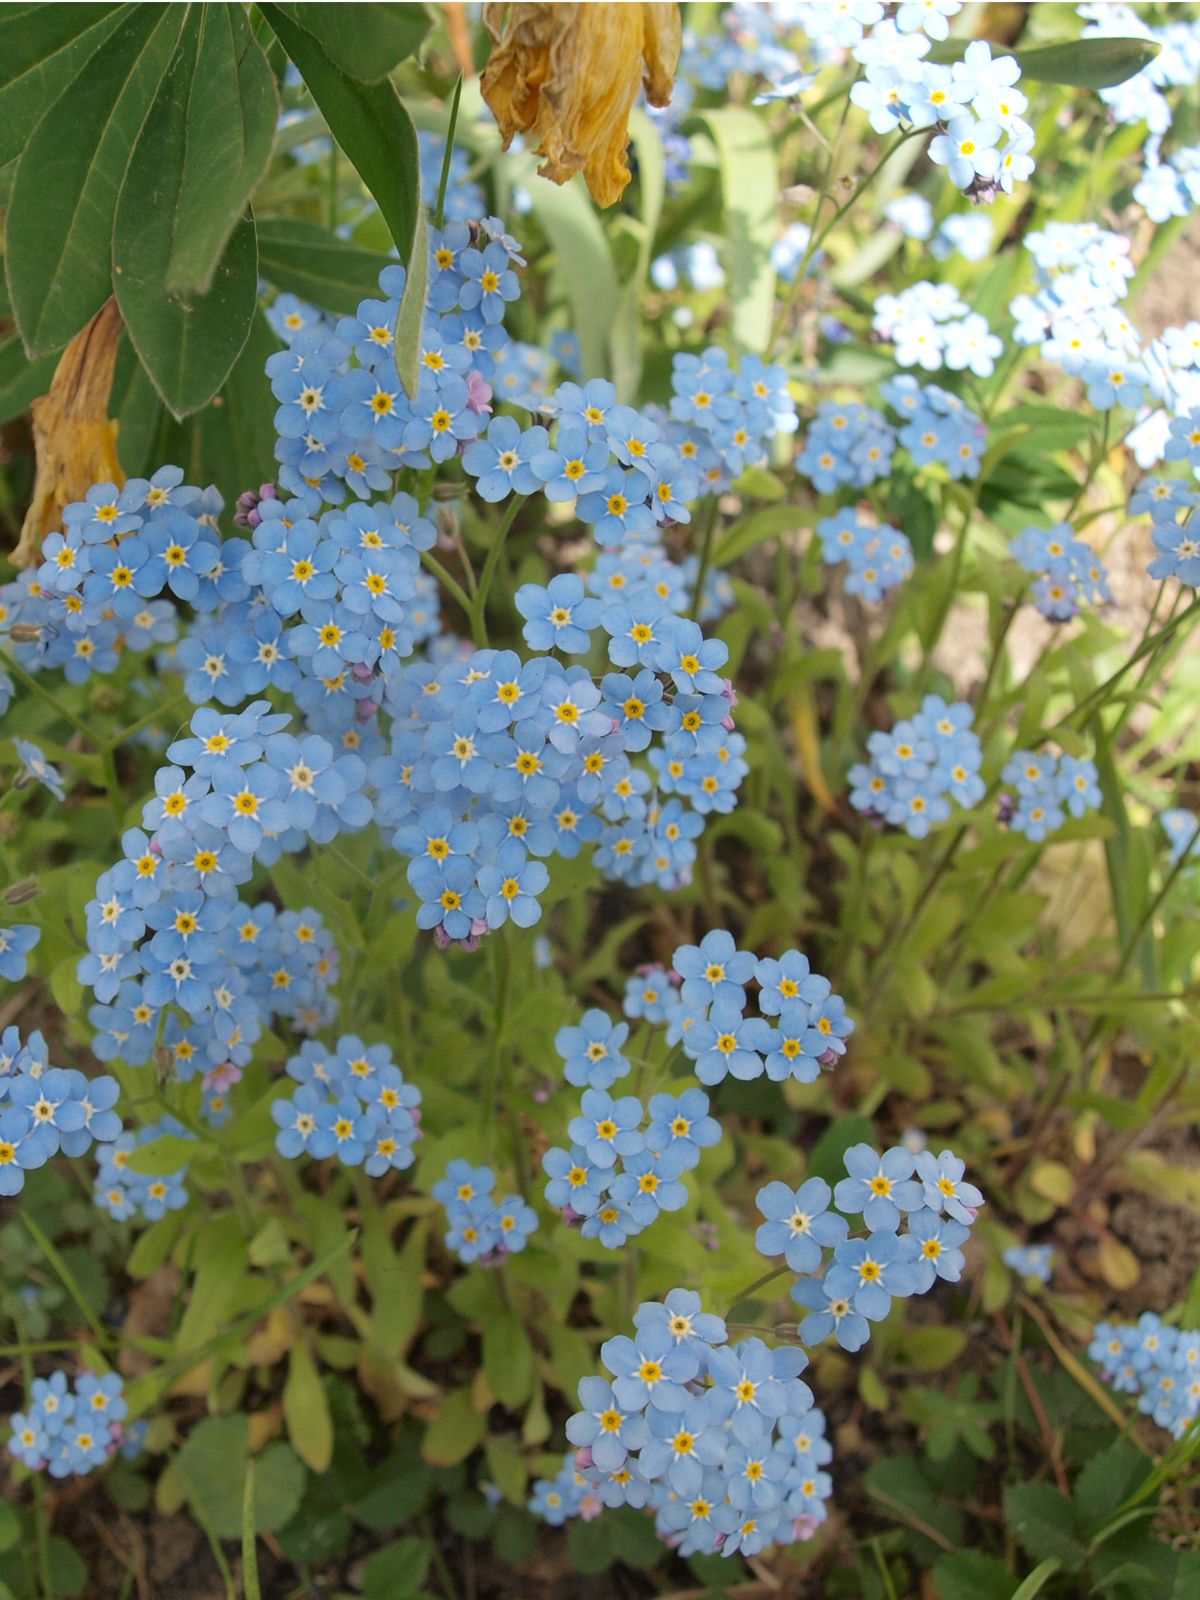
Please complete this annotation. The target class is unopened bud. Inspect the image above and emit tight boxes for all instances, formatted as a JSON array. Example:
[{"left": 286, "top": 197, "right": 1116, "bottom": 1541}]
[
  {"left": 431, "top": 482, "right": 466, "bottom": 502},
  {"left": 2, "top": 877, "right": 41, "bottom": 906},
  {"left": 773, "top": 1322, "right": 804, "bottom": 1343},
  {"left": 154, "top": 1046, "right": 175, "bottom": 1085},
  {"left": 11, "top": 771, "right": 32, "bottom": 792},
  {"left": 9, "top": 623, "right": 42, "bottom": 643}
]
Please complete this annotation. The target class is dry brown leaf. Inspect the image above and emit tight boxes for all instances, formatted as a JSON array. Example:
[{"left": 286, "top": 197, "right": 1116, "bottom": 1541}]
[
  {"left": 13, "top": 298, "right": 124, "bottom": 569},
  {"left": 480, "top": 3, "right": 680, "bottom": 207}
]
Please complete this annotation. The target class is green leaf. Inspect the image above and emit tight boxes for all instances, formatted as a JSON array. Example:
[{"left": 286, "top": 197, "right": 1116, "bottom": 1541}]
[
  {"left": 1016, "top": 36, "right": 1160, "bottom": 89},
  {"left": 864, "top": 1456, "right": 965, "bottom": 1558},
  {"left": 695, "top": 107, "right": 778, "bottom": 355},
  {"left": 395, "top": 199, "right": 427, "bottom": 401},
  {"left": 507, "top": 153, "right": 620, "bottom": 381},
  {"left": 807, "top": 1113, "right": 875, "bottom": 1187},
  {"left": 483, "top": 1311, "right": 535, "bottom": 1410},
  {"left": 932, "top": 1551, "right": 1017, "bottom": 1600},
  {"left": 1073, "top": 1442, "right": 1152, "bottom": 1531},
  {"left": 0, "top": 3, "right": 128, "bottom": 168},
  {"left": 6, "top": 4, "right": 183, "bottom": 356},
  {"left": 0, "top": 334, "right": 58, "bottom": 424},
  {"left": 1003, "top": 1483, "right": 1088, "bottom": 1573},
  {"left": 126, "top": 1210, "right": 185, "bottom": 1279},
  {"left": 714, "top": 504, "right": 815, "bottom": 566},
  {"left": 0, "top": 1503, "right": 17, "bottom": 1554},
  {"left": 568, "top": 1514, "right": 616, "bottom": 1574},
  {"left": 363, "top": 1536, "right": 432, "bottom": 1599},
  {"left": 1010, "top": 1560, "right": 1062, "bottom": 1600},
  {"left": 176, "top": 1415, "right": 307, "bottom": 1539},
  {"left": 284, "top": 1339, "right": 334, "bottom": 1473},
  {"left": 271, "top": 3, "right": 430, "bottom": 81},
  {"left": 610, "top": 107, "right": 665, "bottom": 403},
  {"left": 162, "top": 3, "right": 278, "bottom": 294},
  {"left": 899, "top": 1327, "right": 968, "bottom": 1373},
  {"left": 422, "top": 1385, "right": 486, "bottom": 1468},
  {"left": 123, "top": 1134, "right": 208, "bottom": 1175},
  {"left": 149, "top": 307, "right": 282, "bottom": 513},
  {"left": 113, "top": 17, "right": 258, "bottom": 416},
  {"left": 256, "top": 217, "right": 393, "bottom": 313},
  {"left": 258, "top": 4, "right": 419, "bottom": 264}
]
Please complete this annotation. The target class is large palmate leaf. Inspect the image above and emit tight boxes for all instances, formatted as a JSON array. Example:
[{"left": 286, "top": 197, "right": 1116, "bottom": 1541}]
[
  {"left": 114, "top": 11, "right": 258, "bottom": 418},
  {"left": 162, "top": 3, "right": 278, "bottom": 294},
  {"left": 258, "top": 4, "right": 421, "bottom": 266},
  {"left": 0, "top": 2, "right": 127, "bottom": 167},
  {"left": 5, "top": 5, "right": 183, "bottom": 357},
  {"left": 269, "top": 2, "right": 430, "bottom": 81},
  {"left": 256, "top": 218, "right": 394, "bottom": 314}
]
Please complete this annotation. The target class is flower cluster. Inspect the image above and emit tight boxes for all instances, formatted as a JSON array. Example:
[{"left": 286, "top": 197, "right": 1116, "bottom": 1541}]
[
  {"left": 818, "top": 508, "right": 914, "bottom": 603},
  {"left": 1010, "top": 522, "right": 1112, "bottom": 621},
  {"left": 542, "top": 1087, "right": 721, "bottom": 1251},
  {"left": 879, "top": 375, "right": 988, "bottom": 482},
  {"left": 872, "top": 281, "right": 1003, "bottom": 377},
  {"left": 762, "top": 1144, "right": 984, "bottom": 1353},
  {"left": 7, "top": 1369, "right": 134, "bottom": 1479},
  {"left": 999, "top": 750, "right": 1102, "bottom": 843},
  {"left": 849, "top": 695, "right": 984, "bottom": 839},
  {"left": 1161, "top": 807, "right": 1199, "bottom": 865},
  {"left": 1090, "top": 1313, "right": 1200, "bottom": 1438},
  {"left": 272, "top": 1035, "right": 423, "bottom": 1176},
  {"left": 433, "top": 1160, "right": 537, "bottom": 1264},
  {"left": 0, "top": 1027, "right": 120, "bottom": 1198},
  {"left": 1003, "top": 1243, "right": 1054, "bottom": 1283},
  {"left": 1131, "top": 457, "right": 1200, "bottom": 588},
  {"left": 849, "top": 35, "right": 1034, "bottom": 200},
  {"left": 797, "top": 400, "right": 894, "bottom": 494},
  {"left": 537, "top": 1288, "right": 834, "bottom": 1557},
  {"left": 92, "top": 1116, "right": 195, "bottom": 1222}
]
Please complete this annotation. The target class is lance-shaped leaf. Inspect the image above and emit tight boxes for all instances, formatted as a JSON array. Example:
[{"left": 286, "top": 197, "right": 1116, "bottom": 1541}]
[
  {"left": 268, "top": 1, "right": 430, "bottom": 82},
  {"left": 256, "top": 217, "right": 394, "bottom": 314},
  {"left": 258, "top": 3, "right": 420, "bottom": 265},
  {"left": 163, "top": 2, "right": 279, "bottom": 295},
  {"left": 0, "top": 2, "right": 128, "bottom": 167},
  {"left": 5, "top": 4, "right": 183, "bottom": 357},
  {"left": 114, "top": 12, "right": 257, "bottom": 418},
  {"left": 394, "top": 199, "right": 427, "bottom": 400},
  {"left": 926, "top": 35, "right": 1160, "bottom": 90}
]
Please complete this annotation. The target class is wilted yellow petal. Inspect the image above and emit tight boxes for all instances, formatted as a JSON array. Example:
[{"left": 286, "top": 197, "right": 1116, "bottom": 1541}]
[
  {"left": 13, "top": 297, "right": 124, "bottom": 569},
  {"left": 481, "top": 2, "right": 681, "bottom": 208}
]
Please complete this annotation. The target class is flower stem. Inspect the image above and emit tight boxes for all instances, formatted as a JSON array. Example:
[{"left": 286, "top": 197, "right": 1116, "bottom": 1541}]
[
  {"left": 435, "top": 75, "right": 465, "bottom": 232},
  {"left": 688, "top": 495, "right": 719, "bottom": 622},
  {"left": 470, "top": 493, "right": 526, "bottom": 648}
]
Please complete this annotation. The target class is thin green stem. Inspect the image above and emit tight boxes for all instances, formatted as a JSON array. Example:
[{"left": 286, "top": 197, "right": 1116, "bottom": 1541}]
[
  {"left": 15, "top": 1305, "right": 53, "bottom": 1600},
  {"left": 1050, "top": 596, "right": 1200, "bottom": 734},
  {"left": 2, "top": 653, "right": 95, "bottom": 745},
  {"left": 722, "top": 1264, "right": 790, "bottom": 1313},
  {"left": 110, "top": 689, "right": 190, "bottom": 749},
  {"left": 480, "top": 928, "right": 511, "bottom": 1161},
  {"left": 22, "top": 1212, "right": 111, "bottom": 1344},
  {"left": 435, "top": 75, "right": 464, "bottom": 232},
  {"left": 688, "top": 496, "right": 719, "bottom": 622},
  {"left": 420, "top": 548, "right": 474, "bottom": 619},
  {"left": 469, "top": 493, "right": 526, "bottom": 648}
]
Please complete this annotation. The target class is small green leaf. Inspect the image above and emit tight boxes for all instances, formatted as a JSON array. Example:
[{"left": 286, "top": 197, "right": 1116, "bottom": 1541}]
[
  {"left": 0, "top": 3, "right": 128, "bottom": 168},
  {"left": 395, "top": 199, "right": 427, "bottom": 401},
  {"left": 422, "top": 1385, "right": 486, "bottom": 1468},
  {"left": 483, "top": 1312, "right": 535, "bottom": 1411},
  {"left": 6, "top": 4, "right": 183, "bottom": 355},
  {"left": 176, "top": 1415, "right": 306, "bottom": 1539},
  {"left": 259, "top": 4, "right": 420, "bottom": 264},
  {"left": 1003, "top": 1483, "right": 1088, "bottom": 1573},
  {"left": 162, "top": 3, "right": 278, "bottom": 294},
  {"left": 284, "top": 1339, "right": 333, "bottom": 1473},
  {"left": 363, "top": 1536, "right": 432, "bottom": 1599},
  {"left": 932, "top": 1551, "right": 1017, "bottom": 1600},
  {"left": 123, "top": 1134, "right": 207, "bottom": 1175},
  {"left": 256, "top": 217, "right": 394, "bottom": 313},
  {"left": 807, "top": 1113, "right": 875, "bottom": 1187},
  {"left": 126, "top": 1210, "right": 185, "bottom": 1278},
  {"left": 271, "top": 3, "right": 430, "bottom": 81}
]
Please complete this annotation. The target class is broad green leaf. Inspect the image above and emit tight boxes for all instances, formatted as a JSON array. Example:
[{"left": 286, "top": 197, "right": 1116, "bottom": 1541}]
[
  {"left": 807, "top": 1113, "right": 875, "bottom": 1187},
  {"left": 256, "top": 217, "right": 393, "bottom": 313},
  {"left": 1003, "top": 1483, "right": 1088, "bottom": 1573},
  {"left": 696, "top": 107, "right": 778, "bottom": 354},
  {"left": 259, "top": 4, "right": 420, "bottom": 264},
  {"left": 149, "top": 307, "right": 282, "bottom": 516},
  {"left": 123, "top": 1134, "right": 209, "bottom": 1175},
  {"left": 113, "top": 18, "right": 258, "bottom": 416},
  {"left": 932, "top": 1551, "right": 1017, "bottom": 1600},
  {"left": 714, "top": 503, "right": 815, "bottom": 566},
  {"left": 271, "top": 2, "right": 430, "bottom": 81},
  {"left": 1073, "top": 1443, "right": 1153, "bottom": 1531},
  {"left": 611, "top": 108, "right": 665, "bottom": 403},
  {"left": 176, "top": 1415, "right": 306, "bottom": 1539},
  {"left": 163, "top": 3, "right": 278, "bottom": 294},
  {"left": 506, "top": 153, "right": 619, "bottom": 381},
  {"left": 126, "top": 1210, "right": 185, "bottom": 1279},
  {"left": 0, "top": 3, "right": 128, "bottom": 167},
  {"left": 927, "top": 35, "right": 1160, "bottom": 89},
  {"left": 284, "top": 1338, "right": 334, "bottom": 1473},
  {"left": 421, "top": 1385, "right": 486, "bottom": 1467},
  {"left": 6, "top": 4, "right": 182, "bottom": 356},
  {"left": 483, "top": 1311, "right": 535, "bottom": 1410},
  {"left": 1016, "top": 36, "right": 1160, "bottom": 89},
  {"left": 395, "top": 199, "right": 427, "bottom": 400},
  {"left": 363, "top": 1537, "right": 432, "bottom": 1600}
]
